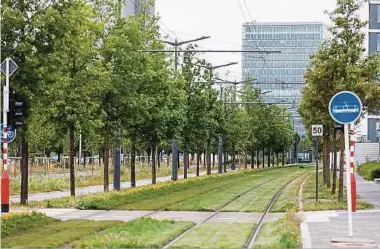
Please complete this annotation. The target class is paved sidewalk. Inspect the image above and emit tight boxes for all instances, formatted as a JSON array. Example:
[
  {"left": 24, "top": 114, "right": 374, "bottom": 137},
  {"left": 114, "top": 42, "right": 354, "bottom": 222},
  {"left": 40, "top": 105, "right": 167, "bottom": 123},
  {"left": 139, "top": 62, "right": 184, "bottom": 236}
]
[
  {"left": 301, "top": 210, "right": 380, "bottom": 248},
  {"left": 301, "top": 175, "right": 380, "bottom": 248},
  {"left": 10, "top": 169, "right": 222, "bottom": 203},
  {"left": 31, "top": 208, "right": 284, "bottom": 224},
  {"left": 356, "top": 173, "right": 380, "bottom": 209}
]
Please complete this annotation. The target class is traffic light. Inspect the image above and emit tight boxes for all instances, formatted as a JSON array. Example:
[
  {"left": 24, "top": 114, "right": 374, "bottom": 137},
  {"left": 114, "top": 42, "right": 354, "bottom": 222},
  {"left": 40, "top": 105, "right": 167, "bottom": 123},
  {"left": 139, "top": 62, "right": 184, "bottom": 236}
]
[{"left": 8, "top": 88, "right": 25, "bottom": 127}]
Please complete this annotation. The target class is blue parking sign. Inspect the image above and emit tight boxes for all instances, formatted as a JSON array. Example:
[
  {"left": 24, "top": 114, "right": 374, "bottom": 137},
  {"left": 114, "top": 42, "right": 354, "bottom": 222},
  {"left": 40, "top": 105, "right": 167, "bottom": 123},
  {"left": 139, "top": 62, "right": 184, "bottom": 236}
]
[
  {"left": 329, "top": 91, "right": 362, "bottom": 125},
  {"left": 0, "top": 124, "right": 17, "bottom": 143}
]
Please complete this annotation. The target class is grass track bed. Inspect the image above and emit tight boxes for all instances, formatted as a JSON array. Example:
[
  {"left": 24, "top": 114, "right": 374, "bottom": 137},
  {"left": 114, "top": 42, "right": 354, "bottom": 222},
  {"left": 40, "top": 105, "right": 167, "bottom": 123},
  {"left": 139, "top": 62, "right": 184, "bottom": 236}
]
[
  {"left": 170, "top": 222, "right": 255, "bottom": 249},
  {"left": 27, "top": 167, "right": 306, "bottom": 210},
  {"left": 72, "top": 218, "right": 193, "bottom": 248},
  {"left": 254, "top": 211, "right": 301, "bottom": 249},
  {"left": 221, "top": 169, "right": 309, "bottom": 212}
]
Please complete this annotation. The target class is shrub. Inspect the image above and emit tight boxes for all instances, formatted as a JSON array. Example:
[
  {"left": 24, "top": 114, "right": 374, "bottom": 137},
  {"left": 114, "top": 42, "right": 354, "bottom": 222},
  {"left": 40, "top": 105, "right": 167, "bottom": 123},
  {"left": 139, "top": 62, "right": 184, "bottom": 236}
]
[{"left": 358, "top": 163, "right": 380, "bottom": 181}]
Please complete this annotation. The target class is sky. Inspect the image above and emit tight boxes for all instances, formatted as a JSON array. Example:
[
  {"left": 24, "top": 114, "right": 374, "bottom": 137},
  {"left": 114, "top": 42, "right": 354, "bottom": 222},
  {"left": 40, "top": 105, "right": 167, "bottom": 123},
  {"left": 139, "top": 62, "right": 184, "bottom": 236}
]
[{"left": 155, "top": 0, "right": 368, "bottom": 81}]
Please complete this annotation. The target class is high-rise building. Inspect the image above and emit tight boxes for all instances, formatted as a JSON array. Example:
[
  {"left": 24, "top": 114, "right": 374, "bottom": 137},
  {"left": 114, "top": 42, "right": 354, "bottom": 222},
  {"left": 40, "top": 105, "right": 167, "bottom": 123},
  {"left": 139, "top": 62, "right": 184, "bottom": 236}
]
[
  {"left": 242, "top": 22, "right": 324, "bottom": 134},
  {"left": 354, "top": 0, "right": 380, "bottom": 144},
  {"left": 368, "top": 0, "right": 380, "bottom": 54},
  {"left": 121, "top": 0, "right": 155, "bottom": 18}
]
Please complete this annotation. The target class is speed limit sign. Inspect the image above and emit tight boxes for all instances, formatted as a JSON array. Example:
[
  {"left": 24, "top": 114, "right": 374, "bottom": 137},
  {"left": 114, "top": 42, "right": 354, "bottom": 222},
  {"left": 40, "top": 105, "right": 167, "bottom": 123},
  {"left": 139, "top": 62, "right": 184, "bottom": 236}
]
[{"left": 311, "top": 125, "right": 323, "bottom": 137}]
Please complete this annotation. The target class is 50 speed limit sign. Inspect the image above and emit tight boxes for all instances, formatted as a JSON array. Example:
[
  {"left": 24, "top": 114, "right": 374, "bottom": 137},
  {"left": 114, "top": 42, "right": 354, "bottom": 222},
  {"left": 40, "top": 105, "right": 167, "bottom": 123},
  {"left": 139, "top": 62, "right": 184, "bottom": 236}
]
[{"left": 311, "top": 125, "right": 323, "bottom": 137}]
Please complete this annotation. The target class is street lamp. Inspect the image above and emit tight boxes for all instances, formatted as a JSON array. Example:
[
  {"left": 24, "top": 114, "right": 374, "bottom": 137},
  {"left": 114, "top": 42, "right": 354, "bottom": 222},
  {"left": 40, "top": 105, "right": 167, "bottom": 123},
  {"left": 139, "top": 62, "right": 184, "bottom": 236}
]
[
  {"left": 195, "top": 62, "right": 239, "bottom": 174},
  {"left": 161, "top": 36, "right": 211, "bottom": 181},
  {"left": 162, "top": 36, "right": 211, "bottom": 71}
]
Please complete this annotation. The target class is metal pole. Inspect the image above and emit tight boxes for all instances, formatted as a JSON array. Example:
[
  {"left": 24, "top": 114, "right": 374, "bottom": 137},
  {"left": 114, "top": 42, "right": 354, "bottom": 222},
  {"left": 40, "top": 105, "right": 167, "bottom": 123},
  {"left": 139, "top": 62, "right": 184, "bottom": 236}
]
[
  {"left": 218, "top": 85, "right": 223, "bottom": 174},
  {"left": 113, "top": 128, "right": 121, "bottom": 191},
  {"left": 78, "top": 130, "right": 82, "bottom": 165},
  {"left": 171, "top": 40, "right": 179, "bottom": 181},
  {"left": 3, "top": 58, "right": 9, "bottom": 171},
  {"left": 315, "top": 137, "right": 319, "bottom": 202},
  {"left": 345, "top": 124, "right": 353, "bottom": 237}
]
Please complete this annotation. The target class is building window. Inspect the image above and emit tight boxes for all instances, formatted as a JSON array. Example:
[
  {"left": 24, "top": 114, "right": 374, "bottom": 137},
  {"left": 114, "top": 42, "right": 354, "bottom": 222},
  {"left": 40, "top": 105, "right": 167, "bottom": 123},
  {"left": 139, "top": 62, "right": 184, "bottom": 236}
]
[
  {"left": 377, "top": 34, "right": 380, "bottom": 52},
  {"left": 377, "top": 5, "right": 380, "bottom": 23}
]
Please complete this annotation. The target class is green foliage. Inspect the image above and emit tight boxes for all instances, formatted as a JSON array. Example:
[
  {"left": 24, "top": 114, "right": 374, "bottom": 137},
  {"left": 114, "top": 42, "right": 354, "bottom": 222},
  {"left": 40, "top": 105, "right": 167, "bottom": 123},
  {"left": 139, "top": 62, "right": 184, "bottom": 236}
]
[
  {"left": 300, "top": 0, "right": 380, "bottom": 132},
  {"left": 358, "top": 162, "right": 380, "bottom": 181}
]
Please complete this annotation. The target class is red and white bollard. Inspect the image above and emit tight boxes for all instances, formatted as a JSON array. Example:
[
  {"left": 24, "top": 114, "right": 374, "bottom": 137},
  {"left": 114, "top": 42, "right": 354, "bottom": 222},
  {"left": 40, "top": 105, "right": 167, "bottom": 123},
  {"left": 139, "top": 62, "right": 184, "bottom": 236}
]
[
  {"left": 1, "top": 124, "right": 9, "bottom": 213},
  {"left": 349, "top": 125, "right": 356, "bottom": 212}
]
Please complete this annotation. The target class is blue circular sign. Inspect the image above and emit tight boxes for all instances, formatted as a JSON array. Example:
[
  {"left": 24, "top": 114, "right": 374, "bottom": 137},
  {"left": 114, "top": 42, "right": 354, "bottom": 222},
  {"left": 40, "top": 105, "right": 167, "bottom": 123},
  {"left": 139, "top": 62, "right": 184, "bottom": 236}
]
[
  {"left": 329, "top": 91, "right": 362, "bottom": 125},
  {"left": 0, "top": 124, "right": 17, "bottom": 143}
]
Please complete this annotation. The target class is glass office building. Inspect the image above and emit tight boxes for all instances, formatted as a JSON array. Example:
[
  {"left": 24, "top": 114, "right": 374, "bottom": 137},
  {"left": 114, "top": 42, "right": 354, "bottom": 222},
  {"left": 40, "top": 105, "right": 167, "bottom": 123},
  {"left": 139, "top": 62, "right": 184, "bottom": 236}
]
[
  {"left": 121, "top": 0, "right": 155, "bottom": 18},
  {"left": 242, "top": 22, "right": 324, "bottom": 134}
]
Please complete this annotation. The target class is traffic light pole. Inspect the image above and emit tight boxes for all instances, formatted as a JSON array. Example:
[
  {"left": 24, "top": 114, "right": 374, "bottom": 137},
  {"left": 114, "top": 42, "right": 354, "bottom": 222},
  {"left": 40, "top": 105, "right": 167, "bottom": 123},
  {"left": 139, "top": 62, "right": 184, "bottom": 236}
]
[{"left": 1, "top": 59, "right": 10, "bottom": 213}]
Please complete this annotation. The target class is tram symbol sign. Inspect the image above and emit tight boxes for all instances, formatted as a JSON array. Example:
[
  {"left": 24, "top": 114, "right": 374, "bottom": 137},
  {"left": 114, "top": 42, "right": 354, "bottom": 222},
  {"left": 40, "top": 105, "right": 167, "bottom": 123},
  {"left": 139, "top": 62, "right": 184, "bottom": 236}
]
[
  {"left": 329, "top": 91, "right": 362, "bottom": 125},
  {"left": 0, "top": 124, "right": 17, "bottom": 143}
]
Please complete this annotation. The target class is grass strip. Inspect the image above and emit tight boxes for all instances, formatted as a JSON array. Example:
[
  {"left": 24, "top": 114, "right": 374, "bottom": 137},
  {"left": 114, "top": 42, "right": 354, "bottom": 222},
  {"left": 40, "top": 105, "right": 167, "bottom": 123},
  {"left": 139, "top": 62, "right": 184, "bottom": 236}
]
[
  {"left": 72, "top": 218, "right": 193, "bottom": 248},
  {"left": 170, "top": 222, "right": 255, "bottom": 249},
  {"left": 1, "top": 218, "right": 121, "bottom": 248},
  {"left": 254, "top": 210, "right": 301, "bottom": 249},
  {"left": 1, "top": 212, "right": 56, "bottom": 238},
  {"left": 302, "top": 172, "right": 373, "bottom": 211}
]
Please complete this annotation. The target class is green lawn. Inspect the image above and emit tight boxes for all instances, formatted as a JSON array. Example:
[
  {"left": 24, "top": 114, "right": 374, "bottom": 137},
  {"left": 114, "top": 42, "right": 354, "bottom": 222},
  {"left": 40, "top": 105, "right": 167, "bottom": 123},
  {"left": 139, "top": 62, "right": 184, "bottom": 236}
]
[
  {"left": 302, "top": 172, "right": 373, "bottom": 211},
  {"left": 1, "top": 213, "right": 121, "bottom": 248},
  {"left": 26, "top": 166, "right": 307, "bottom": 211},
  {"left": 72, "top": 218, "right": 193, "bottom": 248},
  {"left": 170, "top": 222, "right": 255, "bottom": 249},
  {"left": 254, "top": 211, "right": 301, "bottom": 249}
]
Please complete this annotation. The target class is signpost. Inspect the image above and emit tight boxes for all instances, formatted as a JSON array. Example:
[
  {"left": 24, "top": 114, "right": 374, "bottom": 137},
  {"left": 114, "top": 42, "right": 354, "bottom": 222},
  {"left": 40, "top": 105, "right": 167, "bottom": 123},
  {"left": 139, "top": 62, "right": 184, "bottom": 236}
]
[
  {"left": 329, "top": 91, "right": 362, "bottom": 238},
  {"left": 312, "top": 125, "right": 323, "bottom": 202},
  {"left": 1, "top": 58, "right": 18, "bottom": 213}
]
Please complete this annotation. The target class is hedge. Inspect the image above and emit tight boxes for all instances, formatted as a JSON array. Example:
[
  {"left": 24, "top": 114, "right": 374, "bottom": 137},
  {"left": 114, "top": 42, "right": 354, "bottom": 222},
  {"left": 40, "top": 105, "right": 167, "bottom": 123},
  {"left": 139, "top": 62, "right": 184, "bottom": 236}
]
[{"left": 358, "top": 162, "right": 380, "bottom": 181}]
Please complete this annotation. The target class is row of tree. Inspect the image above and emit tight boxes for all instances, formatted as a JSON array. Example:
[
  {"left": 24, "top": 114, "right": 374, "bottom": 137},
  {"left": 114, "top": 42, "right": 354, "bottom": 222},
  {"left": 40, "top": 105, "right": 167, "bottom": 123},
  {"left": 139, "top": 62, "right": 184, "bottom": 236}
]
[
  {"left": 300, "top": 0, "right": 380, "bottom": 201},
  {"left": 1, "top": 0, "right": 294, "bottom": 204}
]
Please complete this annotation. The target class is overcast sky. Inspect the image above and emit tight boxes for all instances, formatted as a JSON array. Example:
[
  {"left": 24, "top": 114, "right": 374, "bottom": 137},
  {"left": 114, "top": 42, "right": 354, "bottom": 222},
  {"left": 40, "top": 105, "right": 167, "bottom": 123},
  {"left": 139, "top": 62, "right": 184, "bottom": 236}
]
[{"left": 155, "top": 0, "right": 368, "bottom": 81}]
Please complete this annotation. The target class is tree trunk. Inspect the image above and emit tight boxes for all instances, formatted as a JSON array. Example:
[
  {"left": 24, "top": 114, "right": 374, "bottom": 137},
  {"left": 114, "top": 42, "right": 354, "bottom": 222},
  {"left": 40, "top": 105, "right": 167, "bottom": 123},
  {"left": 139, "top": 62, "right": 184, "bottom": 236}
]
[
  {"left": 326, "top": 132, "right": 331, "bottom": 188},
  {"left": 57, "top": 148, "right": 61, "bottom": 163},
  {"left": 203, "top": 149, "right": 206, "bottom": 168},
  {"left": 332, "top": 129, "right": 338, "bottom": 194},
  {"left": 69, "top": 126, "right": 76, "bottom": 196},
  {"left": 207, "top": 139, "right": 211, "bottom": 175},
  {"left": 244, "top": 151, "right": 248, "bottom": 169},
  {"left": 267, "top": 148, "right": 271, "bottom": 168},
  {"left": 157, "top": 146, "right": 160, "bottom": 168},
  {"left": 196, "top": 151, "right": 200, "bottom": 176},
  {"left": 131, "top": 139, "right": 136, "bottom": 187},
  {"left": 251, "top": 149, "right": 254, "bottom": 169},
  {"left": 338, "top": 131, "right": 345, "bottom": 202},
  {"left": 151, "top": 144, "right": 156, "bottom": 184},
  {"left": 282, "top": 148, "right": 285, "bottom": 166},
  {"left": 212, "top": 153, "right": 215, "bottom": 168},
  {"left": 147, "top": 148, "right": 151, "bottom": 167},
  {"left": 257, "top": 150, "right": 260, "bottom": 168},
  {"left": 103, "top": 134, "right": 109, "bottom": 192},
  {"left": 83, "top": 151, "right": 87, "bottom": 167},
  {"left": 99, "top": 149, "right": 102, "bottom": 168},
  {"left": 184, "top": 151, "right": 188, "bottom": 179},
  {"left": 224, "top": 152, "right": 227, "bottom": 172},
  {"left": 167, "top": 152, "right": 170, "bottom": 166},
  {"left": 20, "top": 137, "right": 29, "bottom": 205},
  {"left": 262, "top": 148, "right": 265, "bottom": 168},
  {"left": 276, "top": 152, "right": 279, "bottom": 167}
]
